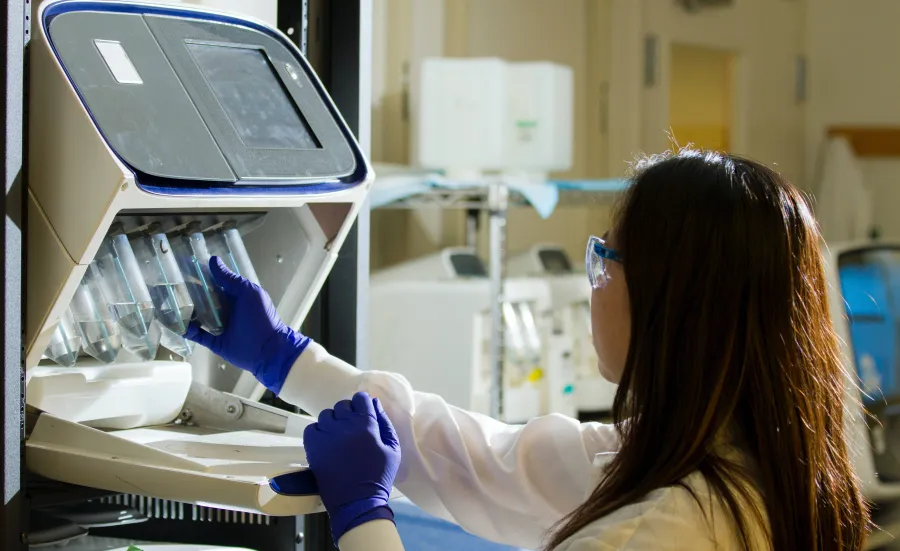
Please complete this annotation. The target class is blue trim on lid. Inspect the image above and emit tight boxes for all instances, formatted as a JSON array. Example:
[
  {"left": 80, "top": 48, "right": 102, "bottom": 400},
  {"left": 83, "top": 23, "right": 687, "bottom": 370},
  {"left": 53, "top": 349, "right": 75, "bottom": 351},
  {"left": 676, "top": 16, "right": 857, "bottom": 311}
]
[
  {"left": 269, "top": 469, "right": 320, "bottom": 496},
  {"left": 41, "top": 1, "right": 370, "bottom": 198}
]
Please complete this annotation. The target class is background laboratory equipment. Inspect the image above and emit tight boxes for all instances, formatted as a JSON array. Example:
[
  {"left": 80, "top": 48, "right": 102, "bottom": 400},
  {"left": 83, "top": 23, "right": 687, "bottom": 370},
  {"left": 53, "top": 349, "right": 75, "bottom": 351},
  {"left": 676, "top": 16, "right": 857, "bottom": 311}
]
[
  {"left": 370, "top": 248, "right": 552, "bottom": 423},
  {"left": 825, "top": 242, "right": 900, "bottom": 513},
  {"left": 416, "top": 58, "right": 573, "bottom": 179},
  {"left": 508, "top": 244, "right": 617, "bottom": 420},
  {"left": 496, "top": 299, "right": 547, "bottom": 422}
]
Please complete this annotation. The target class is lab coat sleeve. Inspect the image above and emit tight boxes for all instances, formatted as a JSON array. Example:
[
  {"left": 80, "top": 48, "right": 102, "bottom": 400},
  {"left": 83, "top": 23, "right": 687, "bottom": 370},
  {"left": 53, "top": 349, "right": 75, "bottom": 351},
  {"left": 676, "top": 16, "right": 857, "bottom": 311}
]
[
  {"left": 279, "top": 342, "right": 621, "bottom": 550},
  {"left": 338, "top": 520, "right": 405, "bottom": 551}
]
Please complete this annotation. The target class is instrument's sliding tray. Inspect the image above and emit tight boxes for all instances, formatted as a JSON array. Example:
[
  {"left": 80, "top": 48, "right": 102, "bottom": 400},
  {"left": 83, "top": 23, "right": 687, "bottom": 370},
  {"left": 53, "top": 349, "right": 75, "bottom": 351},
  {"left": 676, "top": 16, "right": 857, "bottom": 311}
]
[{"left": 27, "top": 412, "right": 322, "bottom": 516}]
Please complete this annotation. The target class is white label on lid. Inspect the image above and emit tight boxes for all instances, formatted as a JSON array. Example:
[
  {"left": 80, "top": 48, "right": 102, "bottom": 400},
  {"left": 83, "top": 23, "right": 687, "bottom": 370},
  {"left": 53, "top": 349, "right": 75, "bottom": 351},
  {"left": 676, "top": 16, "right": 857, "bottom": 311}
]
[{"left": 94, "top": 39, "right": 143, "bottom": 85}]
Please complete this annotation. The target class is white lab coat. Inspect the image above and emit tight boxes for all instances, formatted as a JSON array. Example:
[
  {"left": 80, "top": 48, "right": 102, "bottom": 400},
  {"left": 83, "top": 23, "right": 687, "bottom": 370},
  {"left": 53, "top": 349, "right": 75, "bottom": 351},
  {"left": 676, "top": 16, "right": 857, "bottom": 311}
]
[{"left": 281, "top": 343, "right": 768, "bottom": 550}]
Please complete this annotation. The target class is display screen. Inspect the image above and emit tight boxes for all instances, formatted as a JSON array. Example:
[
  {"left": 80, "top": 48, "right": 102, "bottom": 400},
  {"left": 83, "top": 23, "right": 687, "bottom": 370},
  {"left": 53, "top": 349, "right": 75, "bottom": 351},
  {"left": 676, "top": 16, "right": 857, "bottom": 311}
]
[
  {"left": 539, "top": 249, "right": 573, "bottom": 274},
  {"left": 450, "top": 253, "right": 488, "bottom": 277},
  {"left": 839, "top": 247, "right": 900, "bottom": 405},
  {"left": 187, "top": 43, "right": 320, "bottom": 150}
]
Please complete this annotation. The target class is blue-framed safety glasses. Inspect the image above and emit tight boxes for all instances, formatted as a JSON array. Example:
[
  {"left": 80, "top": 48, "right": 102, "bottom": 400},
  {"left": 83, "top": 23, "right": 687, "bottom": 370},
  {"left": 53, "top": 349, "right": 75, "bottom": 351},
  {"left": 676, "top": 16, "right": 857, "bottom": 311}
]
[{"left": 586, "top": 235, "right": 623, "bottom": 289}]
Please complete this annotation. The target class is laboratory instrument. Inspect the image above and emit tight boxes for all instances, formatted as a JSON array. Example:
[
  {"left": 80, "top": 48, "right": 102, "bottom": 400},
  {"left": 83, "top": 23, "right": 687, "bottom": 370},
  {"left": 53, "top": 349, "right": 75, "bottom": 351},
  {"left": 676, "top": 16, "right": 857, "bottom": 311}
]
[
  {"left": 508, "top": 244, "right": 618, "bottom": 419},
  {"left": 825, "top": 241, "right": 900, "bottom": 504},
  {"left": 370, "top": 248, "right": 552, "bottom": 423},
  {"left": 24, "top": 0, "right": 371, "bottom": 518}
]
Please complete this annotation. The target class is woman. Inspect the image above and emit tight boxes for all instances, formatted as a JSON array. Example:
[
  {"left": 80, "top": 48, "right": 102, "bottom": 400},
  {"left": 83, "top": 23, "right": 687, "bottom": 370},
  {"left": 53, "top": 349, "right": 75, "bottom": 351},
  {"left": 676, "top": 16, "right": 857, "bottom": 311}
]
[{"left": 187, "top": 150, "right": 869, "bottom": 550}]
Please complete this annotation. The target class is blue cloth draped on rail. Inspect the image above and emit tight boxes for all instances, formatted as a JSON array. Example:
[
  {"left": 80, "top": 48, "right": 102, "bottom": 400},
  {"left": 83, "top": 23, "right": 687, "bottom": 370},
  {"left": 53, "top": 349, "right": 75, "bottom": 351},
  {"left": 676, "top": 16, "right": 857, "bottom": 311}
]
[{"left": 369, "top": 171, "right": 628, "bottom": 219}]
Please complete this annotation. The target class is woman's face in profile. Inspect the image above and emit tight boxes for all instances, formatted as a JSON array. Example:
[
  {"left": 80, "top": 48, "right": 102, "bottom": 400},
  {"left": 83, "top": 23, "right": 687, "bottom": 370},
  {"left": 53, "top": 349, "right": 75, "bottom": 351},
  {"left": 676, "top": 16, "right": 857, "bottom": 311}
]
[{"left": 590, "top": 231, "right": 631, "bottom": 384}]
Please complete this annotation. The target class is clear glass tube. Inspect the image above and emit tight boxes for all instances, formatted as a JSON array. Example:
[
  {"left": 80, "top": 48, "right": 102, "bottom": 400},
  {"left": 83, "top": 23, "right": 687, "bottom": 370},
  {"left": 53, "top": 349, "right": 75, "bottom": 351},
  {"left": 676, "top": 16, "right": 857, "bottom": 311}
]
[
  {"left": 172, "top": 222, "right": 228, "bottom": 336},
  {"left": 70, "top": 264, "right": 123, "bottom": 364},
  {"left": 44, "top": 307, "right": 81, "bottom": 367},
  {"left": 92, "top": 225, "right": 161, "bottom": 361},
  {"left": 207, "top": 222, "right": 261, "bottom": 285},
  {"left": 130, "top": 224, "right": 195, "bottom": 357},
  {"left": 502, "top": 301, "right": 528, "bottom": 363},
  {"left": 157, "top": 322, "right": 193, "bottom": 358},
  {"left": 516, "top": 302, "right": 543, "bottom": 362}
]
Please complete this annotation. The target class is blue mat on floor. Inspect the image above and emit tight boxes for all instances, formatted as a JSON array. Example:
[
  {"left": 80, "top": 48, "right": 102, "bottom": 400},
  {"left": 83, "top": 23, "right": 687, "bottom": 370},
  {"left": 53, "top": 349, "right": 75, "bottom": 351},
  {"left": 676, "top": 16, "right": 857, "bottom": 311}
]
[{"left": 393, "top": 498, "right": 530, "bottom": 551}]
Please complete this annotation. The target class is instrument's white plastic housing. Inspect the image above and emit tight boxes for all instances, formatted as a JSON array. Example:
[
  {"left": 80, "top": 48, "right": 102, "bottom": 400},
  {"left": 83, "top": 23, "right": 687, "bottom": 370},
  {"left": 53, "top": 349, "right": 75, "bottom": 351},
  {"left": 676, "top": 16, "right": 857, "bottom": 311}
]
[
  {"left": 416, "top": 58, "right": 574, "bottom": 177},
  {"left": 506, "top": 63, "right": 574, "bottom": 176},
  {"left": 416, "top": 58, "right": 509, "bottom": 174},
  {"left": 25, "top": 0, "right": 372, "bottom": 516}
]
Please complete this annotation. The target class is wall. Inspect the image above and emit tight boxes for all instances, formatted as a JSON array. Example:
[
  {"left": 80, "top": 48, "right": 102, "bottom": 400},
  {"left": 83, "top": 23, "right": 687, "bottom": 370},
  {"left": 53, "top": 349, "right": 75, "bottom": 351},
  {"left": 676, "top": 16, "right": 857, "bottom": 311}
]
[
  {"left": 371, "top": 0, "right": 412, "bottom": 165},
  {"left": 370, "top": 0, "right": 455, "bottom": 271},
  {"left": 806, "top": 0, "right": 900, "bottom": 238},
  {"left": 370, "top": 0, "right": 390, "bottom": 163},
  {"left": 616, "top": 0, "right": 807, "bottom": 188}
]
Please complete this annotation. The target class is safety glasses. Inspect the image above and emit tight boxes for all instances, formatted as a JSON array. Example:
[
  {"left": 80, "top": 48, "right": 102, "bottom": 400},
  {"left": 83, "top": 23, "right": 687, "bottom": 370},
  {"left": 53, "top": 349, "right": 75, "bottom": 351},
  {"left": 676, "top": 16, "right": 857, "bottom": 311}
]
[{"left": 586, "top": 235, "right": 623, "bottom": 290}]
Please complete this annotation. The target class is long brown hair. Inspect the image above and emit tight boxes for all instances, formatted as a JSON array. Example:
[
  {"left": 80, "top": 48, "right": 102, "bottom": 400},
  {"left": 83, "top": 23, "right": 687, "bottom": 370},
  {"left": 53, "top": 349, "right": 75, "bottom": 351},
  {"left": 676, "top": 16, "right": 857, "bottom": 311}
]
[{"left": 547, "top": 150, "right": 869, "bottom": 550}]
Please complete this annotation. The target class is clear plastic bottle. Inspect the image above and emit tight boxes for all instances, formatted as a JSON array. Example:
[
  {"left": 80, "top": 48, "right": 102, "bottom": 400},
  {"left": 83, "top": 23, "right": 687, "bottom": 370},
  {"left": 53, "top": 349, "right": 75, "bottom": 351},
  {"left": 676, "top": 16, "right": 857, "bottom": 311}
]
[
  {"left": 206, "top": 222, "right": 261, "bottom": 284},
  {"left": 70, "top": 264, "right": 123, "bottom": 364},
  {"left": 172, "top": 222, "right": 228, "bottom": 336},
  {"left": 91, "top": 225, "right": 161, "bottom": 361},
  {"left": 130, "top": 224, "right": 195, "bottom": 357},
  {"left": 43, "top": 307, "right": 81, "bottom": 367}
]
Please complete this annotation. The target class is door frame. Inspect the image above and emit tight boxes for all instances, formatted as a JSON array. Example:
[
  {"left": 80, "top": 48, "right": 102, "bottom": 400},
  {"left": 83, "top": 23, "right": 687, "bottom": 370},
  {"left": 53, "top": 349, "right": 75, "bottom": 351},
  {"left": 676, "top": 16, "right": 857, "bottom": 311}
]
[{"left": 608, "top": 0, "right": 750, "bottom": 166}]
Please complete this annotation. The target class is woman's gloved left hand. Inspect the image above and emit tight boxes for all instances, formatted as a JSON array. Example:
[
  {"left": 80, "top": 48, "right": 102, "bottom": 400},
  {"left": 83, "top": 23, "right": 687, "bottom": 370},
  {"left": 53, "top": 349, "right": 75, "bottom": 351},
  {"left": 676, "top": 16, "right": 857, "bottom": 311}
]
[
  {"left": 184, "top": 257, "right": 310, "bottom": 394},
  {"left": 304, "top": 392, "right": 401, "bottom": 544}
]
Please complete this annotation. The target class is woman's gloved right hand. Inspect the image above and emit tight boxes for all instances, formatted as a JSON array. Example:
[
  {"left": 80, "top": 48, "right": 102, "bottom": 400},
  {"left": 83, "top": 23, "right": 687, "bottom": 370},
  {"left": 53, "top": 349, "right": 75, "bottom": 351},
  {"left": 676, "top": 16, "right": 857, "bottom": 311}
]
[
  {"left": 304, "top": 392, "right": 401, "bottom": 544},
  {"left": 184, "top": 256, "right": 311, "bottom": 394}
]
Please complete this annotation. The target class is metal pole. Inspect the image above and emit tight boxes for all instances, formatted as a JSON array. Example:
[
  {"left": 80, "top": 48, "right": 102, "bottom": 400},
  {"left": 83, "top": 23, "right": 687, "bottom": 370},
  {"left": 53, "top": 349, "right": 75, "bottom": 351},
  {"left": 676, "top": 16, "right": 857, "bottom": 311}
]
[
  {"left": 2, "top": 0, "right": 27, "bottom": 547},
  {"left": 487, "top": 181, "right": 508, "bottom": 420},
  {"left": 296, "top": 0, "right": 370, "bottom": 548},
  {"left": 465, "top": 208, "right": 478, "bottom": 249}
]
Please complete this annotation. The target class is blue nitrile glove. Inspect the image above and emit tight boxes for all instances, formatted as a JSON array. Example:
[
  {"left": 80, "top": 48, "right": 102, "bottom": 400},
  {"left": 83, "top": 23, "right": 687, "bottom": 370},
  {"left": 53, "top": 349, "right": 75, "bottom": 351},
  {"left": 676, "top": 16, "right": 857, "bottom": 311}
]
[
  {"left": 184, "top": 256, "right": 310, "bottom": 394},
  {"left": 304, "top": 392, "right": 401, "bottom": 544}
]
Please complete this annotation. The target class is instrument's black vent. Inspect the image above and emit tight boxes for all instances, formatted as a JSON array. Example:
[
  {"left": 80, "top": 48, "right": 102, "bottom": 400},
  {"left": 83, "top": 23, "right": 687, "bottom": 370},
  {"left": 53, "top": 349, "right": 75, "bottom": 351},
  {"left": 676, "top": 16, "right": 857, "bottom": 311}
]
[{"left": 98, "top": 495, "right": 275, "bottom": 525}]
